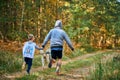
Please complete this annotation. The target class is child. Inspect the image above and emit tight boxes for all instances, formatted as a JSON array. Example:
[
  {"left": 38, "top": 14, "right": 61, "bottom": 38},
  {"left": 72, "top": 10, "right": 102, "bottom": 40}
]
[{"left": 22, "top": 34, "right": 42, "bottom": 74}]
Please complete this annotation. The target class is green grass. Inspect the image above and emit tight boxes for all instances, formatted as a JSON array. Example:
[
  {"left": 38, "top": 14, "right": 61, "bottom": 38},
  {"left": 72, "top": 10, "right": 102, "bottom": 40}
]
[
  {"left": 64, "top": 49, "right": 85, "bottom": 59},
  {"left": 0, "top": 48, "right": 91, "bottom": 75},
  {"left": 62, "top": 51, "right": 113, "bottom": 72},
  {"left": 87, "top": 54, "right": 120, "bottom": 80},
  {"left": 81, "top": 44, "right": 99, "bottom": 53},
  {"left": 0, "top": 49, "right": 116, "bottom": 80},
  {"left": 0, "top": 50, "right": 22, "bottom": 74},
  {"left": 32, "top": 55, "right": 42, "bottom": 67},
  {"left": 16, "top": 51, "right": 115, "bottom": 80},
  {"left": 0, "top": 49, "right": 85, "bottom": 76},
  {"left": 16, "top": 74, "right": 38, "bottom": 80}
]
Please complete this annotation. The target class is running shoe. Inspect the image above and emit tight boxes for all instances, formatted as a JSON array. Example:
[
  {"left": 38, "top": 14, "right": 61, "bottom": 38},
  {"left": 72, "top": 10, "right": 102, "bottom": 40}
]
[
  {"left": 48, "top": 59, "right": 52, "bottom": 68},
  {"left": 56, "top": 67, "right": 60, "bottom": 75}
]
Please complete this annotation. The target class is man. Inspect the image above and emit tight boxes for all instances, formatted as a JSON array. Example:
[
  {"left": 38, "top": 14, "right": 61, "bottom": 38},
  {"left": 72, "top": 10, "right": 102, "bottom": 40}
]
[{"left": 42, "top": 20, "right": 74, "bottom": 75}]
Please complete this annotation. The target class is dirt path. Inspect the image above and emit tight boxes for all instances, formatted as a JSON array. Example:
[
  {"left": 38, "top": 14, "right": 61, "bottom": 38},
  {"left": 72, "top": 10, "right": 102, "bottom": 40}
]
[
  {"left": 52, "top": 51, "right": 120, "bottom": 80},
  {"left": 4, "top": 50, "right": 117, "bottom": 80}
]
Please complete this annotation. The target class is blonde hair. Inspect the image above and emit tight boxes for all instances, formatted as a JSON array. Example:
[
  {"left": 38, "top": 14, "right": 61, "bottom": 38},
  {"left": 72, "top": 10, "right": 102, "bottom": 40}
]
[{"left": 28, "top": 34, "right": 34, "bottom": 40}]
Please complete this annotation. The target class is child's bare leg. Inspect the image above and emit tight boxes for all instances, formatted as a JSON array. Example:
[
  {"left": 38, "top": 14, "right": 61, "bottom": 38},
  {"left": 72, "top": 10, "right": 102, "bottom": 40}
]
[{"left": 22, "top": 61, "right": 26, "bottom": 70}]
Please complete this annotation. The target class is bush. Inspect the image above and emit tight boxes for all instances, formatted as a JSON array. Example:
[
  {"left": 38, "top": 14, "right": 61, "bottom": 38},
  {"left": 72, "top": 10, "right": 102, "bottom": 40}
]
[
  {"left": 0, "top": 50, "right": 22, "bottom": 74},
  {"left": 87, "top": 54, "right": 120, "bottom": 80},
  {"left": 66, "top": 49, "right": 84, "bottom": 58},
  {"left": 7, "top": 31, "right": 27, "bottom": 41},
  {"left": 81, "top": 44, "right": 98, "bottom": 53}
]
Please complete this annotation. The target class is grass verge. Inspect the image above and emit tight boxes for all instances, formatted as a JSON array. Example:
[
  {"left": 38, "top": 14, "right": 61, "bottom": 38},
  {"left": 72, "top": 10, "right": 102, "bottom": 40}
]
[
  {"left": 16, "top": 51, "right": 115, "bottom": 80},
  {"left": 0, "top": 50, "right": 22, "bottom": 74},
  {"left": 87, "top": 54, "right": 120, "bottom": 80},
  {"left": 0, "top": 49, "right": 85, "bottom": 77}
]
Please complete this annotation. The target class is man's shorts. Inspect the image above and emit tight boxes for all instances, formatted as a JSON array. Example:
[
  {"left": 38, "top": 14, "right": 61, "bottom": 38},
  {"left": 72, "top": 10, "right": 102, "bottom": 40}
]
[{"left": 51, "top": 50, "right": 62, "bottom": 59}]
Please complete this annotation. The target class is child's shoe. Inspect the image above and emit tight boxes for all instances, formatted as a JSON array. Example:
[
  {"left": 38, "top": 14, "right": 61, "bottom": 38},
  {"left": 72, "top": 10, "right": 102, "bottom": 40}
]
[{"left": 26, "top": 70, "right": 30, "bottom": 75}]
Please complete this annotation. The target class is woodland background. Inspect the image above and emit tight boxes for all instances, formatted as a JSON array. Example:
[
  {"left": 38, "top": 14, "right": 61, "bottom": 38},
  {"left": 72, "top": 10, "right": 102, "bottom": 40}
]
[
  {"left": 0, "top": 0, "right": 120, "bottom": 52},
  {"left": 0, "top": 0, "right": 120, "bottom": 80}
]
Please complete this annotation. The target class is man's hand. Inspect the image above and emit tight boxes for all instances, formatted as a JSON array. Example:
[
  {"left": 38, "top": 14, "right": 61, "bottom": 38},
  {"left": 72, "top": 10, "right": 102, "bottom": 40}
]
[
  {"left": 42, "top": 45, "right": 45, "bottom": 49},
  {"left": 71, "top": 47, "right": 74, "bottom": 51}
]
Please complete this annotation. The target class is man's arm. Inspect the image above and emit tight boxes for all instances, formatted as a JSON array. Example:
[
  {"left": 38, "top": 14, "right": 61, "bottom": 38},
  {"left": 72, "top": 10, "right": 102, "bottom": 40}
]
[
  {"left": 42, "top": 30, "right": 52, "bottom": 48},
  {"left": 63, "top": 32, "right": 74, "bottom": 51},
  {"left": 35, "top": 45, "right": 43, "bottom": 50}
]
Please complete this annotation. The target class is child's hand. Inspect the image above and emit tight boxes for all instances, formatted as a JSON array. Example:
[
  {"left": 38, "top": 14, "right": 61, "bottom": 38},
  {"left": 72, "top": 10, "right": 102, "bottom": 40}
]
[{"left": 42, "top": 45, "right": 45, "bottom": 49}]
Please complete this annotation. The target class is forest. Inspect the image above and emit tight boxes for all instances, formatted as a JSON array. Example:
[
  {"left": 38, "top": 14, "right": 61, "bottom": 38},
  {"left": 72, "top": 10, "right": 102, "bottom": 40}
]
[
  {"left": 0, "top": 0, "right": 120, "bottom": 80},
  {"left": 0, "top": 0, "right": 120, "bottom": 50}
]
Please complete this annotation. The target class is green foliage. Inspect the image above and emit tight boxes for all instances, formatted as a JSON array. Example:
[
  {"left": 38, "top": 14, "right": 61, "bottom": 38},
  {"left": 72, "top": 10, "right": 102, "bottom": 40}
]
[
  {"left": 0, "top": 51, "right": 22, "bottom": 74},
  {"left": 7, "top": 31, "right": 27, "bottom": 41},
  {"left": 63, "top": 51, "right": 113, "bottom": 73},
  {"left": 0, "top": 0, "right": 120, "bottom": 50},
  {"left": 32, "top": 55, "right": 42, "bottom": 67},
  {"left": 65, "top": 0, "right": 120, "bottom": 49},
  {"left": 16, "top": 74, "right": 38, "bottom": 80},
  {"left": 81, "top": 44, "right": 98, "bottom": 53},
  {"left": 88, "top": 54, "right": 120, "bottom": 80},
  {"left": 16, "top": 51, "right": 115, "bottom": 79},
  {"left": 67, "top": 49, "right": 85, "bottom": 58}
]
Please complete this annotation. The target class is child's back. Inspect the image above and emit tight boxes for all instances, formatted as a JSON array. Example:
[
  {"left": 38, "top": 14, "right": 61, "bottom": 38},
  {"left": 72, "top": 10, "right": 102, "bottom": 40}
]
[{"left": 23, "top": 41, "right": 36, "bottom": 59}]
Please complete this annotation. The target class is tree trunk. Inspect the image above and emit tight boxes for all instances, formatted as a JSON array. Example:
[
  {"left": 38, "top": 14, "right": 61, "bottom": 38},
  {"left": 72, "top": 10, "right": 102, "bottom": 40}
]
[{"left": 20, "top": 0, "right": 25, "bottom": 32}]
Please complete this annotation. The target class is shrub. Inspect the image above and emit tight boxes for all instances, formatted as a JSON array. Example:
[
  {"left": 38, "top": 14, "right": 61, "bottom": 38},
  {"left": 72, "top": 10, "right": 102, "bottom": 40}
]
[
  {"left": 0, "top": 50, "right": 22, "bottom": 74},
  {"left": 87, "top": 54, "right": 120, "bottom": 80}
]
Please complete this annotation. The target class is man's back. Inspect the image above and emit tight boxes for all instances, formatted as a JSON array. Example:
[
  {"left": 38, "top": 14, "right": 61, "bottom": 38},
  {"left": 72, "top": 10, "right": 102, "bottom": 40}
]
[
  {"left": 50, "top": 28, "right": 65, "bottom": 47},
  {"left": 42, "top": 20, "right": 74, "bottom": 50}
]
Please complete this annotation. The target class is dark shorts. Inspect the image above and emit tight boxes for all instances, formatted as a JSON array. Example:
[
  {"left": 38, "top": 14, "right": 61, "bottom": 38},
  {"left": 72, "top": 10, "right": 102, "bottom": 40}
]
[{"left": 51, "top": 50, "right": 62, "bottom": 59}]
